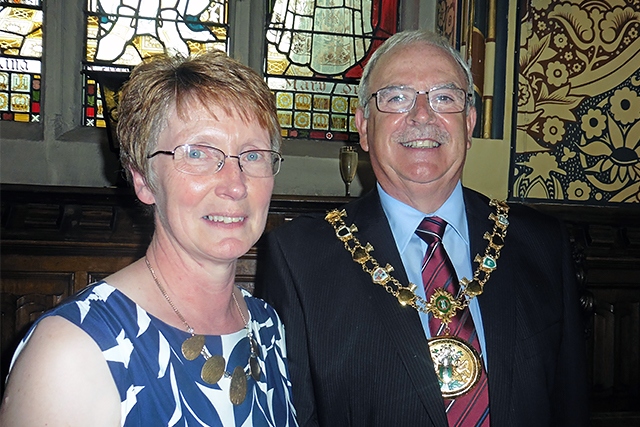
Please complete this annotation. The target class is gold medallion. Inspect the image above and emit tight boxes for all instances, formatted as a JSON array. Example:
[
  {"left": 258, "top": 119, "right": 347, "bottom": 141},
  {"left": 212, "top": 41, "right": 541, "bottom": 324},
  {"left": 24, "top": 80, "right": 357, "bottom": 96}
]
[
  {"left": 182, "top": 334, "right": 205, "bottom": 360},
  {"left": 230, "top": 366, "right": 248, "bottom": 405},
  {"left": 428, "top": 336, "right": 482, "bottom": 398},
  {"left": 201, "top": 354, "right": 225, "bottom": 384}
]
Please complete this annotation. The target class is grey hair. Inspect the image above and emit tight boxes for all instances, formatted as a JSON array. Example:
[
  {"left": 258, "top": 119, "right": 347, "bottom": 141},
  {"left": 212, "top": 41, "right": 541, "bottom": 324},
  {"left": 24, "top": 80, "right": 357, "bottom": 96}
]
[{"left": 358, "top": 30, "right": 474, "bottom": 118}]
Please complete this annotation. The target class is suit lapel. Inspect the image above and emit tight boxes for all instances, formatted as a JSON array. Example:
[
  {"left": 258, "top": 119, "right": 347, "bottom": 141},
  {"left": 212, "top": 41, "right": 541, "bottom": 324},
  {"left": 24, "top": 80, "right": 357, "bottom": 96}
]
[
  {"left": 347, "top": 190, "right": 449, "bottom": 427},
  {"left": 464, "top": 188, "right": 515, "bottom": 425}
]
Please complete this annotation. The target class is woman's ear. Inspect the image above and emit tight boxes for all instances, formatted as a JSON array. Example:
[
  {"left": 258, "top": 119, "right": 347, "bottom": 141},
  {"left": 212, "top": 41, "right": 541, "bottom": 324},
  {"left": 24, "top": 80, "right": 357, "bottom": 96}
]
[{"left": 131, "top": 169, "right": 155, "bottom": 206}]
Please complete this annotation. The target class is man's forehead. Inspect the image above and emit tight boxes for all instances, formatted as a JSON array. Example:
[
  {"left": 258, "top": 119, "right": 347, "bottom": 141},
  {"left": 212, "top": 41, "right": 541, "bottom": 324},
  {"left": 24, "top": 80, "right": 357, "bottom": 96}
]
[{"left": 371, "top": 44, "right": 466, "bottom": 89}]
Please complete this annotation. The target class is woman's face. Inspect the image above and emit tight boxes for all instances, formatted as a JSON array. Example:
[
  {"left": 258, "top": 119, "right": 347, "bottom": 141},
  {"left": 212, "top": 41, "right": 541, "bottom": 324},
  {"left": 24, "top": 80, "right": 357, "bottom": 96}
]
[{"left": 134, "top": 101, "right": 274, "bottom": 265}]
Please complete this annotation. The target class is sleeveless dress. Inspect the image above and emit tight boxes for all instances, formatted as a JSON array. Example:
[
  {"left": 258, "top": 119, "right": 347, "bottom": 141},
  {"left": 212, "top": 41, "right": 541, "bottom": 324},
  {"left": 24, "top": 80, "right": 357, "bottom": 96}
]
[{"left": 11, "top": 281, "right": 298, "bottom": 427}]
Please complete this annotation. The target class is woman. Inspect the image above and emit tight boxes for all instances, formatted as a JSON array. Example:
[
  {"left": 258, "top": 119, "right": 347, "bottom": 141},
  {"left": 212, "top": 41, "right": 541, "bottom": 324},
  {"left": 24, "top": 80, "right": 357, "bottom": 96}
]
[{"left": 0, "top": 51, "right": 297, "bottom": 426}]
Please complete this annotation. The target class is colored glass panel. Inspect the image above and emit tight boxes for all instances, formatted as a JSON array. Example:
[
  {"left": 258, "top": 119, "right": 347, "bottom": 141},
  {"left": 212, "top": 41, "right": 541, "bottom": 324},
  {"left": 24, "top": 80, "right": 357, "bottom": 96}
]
[
  {"left": 266, "top": 0, "right": 398, "bottom": 141},
  {"left": 83, "top": 0, "right": 229, "bottom": 129},
  {"left": 0, "top": 1, "right": 43, "bottom": 123}
]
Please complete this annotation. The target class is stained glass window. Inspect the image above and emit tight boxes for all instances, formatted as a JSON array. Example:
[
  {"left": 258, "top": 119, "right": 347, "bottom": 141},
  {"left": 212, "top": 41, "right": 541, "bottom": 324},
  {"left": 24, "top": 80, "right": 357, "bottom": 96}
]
[
  {"left": 0, "top": 0, "right": 43, "bottom": 124},
  {"left": 83, "top": 0, "right": 229, "bottom": 130},
  {"left": 266, "top": 0, "right": 398, "bottom": 142}
]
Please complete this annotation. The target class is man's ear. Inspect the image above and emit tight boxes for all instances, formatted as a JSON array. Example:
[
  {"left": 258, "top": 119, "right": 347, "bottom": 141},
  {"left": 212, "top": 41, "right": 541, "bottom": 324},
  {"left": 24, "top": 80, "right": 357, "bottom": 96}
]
[
  {"left": 356, "top": 107, "right": 370, "bottom": 152},
  {"left": 131, "top": 169, "right": 155, "bottom": 206}
]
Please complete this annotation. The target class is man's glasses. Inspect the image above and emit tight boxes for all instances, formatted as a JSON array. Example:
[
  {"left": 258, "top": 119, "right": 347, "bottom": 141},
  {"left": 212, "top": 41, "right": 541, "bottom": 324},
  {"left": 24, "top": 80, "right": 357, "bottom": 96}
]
[
  {"left": 370, "top": 86, "right": 471, "bottom": 114},
  {"left": 147, "top": 144, "right": 283, "bottom": 178}
]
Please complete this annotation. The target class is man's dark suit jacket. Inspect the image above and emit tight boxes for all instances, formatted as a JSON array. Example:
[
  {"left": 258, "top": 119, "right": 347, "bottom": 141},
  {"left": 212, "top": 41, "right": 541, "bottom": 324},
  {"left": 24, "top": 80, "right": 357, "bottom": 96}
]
[{"left": 255, "top": 187, "right": 589, "bottom": 427}]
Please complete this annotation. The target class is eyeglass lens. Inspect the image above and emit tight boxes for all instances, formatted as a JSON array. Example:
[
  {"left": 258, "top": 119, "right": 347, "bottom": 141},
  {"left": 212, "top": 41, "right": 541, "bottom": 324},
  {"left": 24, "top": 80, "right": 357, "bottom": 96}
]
[
  {"left": 174, "top": 145, "right": 280, "bottom": 177},
  {"left": 375, "top": 87, "right": 467, "bottom": 114}
]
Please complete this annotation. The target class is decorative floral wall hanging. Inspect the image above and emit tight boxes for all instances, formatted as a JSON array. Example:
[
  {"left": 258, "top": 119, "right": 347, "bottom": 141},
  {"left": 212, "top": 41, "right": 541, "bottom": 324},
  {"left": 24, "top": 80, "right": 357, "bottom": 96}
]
[{"left": 511, "top": 0, "right": 640, "bottom": 204}]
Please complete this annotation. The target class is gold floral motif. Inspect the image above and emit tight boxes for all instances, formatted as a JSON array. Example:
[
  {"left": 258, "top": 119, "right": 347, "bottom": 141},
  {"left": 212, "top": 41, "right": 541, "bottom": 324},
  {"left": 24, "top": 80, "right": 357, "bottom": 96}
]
[
  {"left": 276, "top": 92, "right": 294, "bottom": 109},
  {"left": 610, "top": 87, "right": 640, "bottom": 124},
  {"left": 567, "top": 180, "right": 591, "bottom": 200},
  {"left": 581, "top": 108, "right": 607, "bottom": 138},
  {"left": 294, "top": 111, "right": 311, "bottom": 129},
  {"left": 332, "top": 96, "right": 348, "bottom": 113},
  {"left": 577, "top": 96, "right": 640, "bottom": 202}
]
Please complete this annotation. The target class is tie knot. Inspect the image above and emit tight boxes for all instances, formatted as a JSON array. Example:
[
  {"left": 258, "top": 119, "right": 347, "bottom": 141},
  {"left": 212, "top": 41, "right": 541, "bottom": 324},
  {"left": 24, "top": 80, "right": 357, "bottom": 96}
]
[{"left": 416, "top": 216, "right": 447, "bottom": 243}]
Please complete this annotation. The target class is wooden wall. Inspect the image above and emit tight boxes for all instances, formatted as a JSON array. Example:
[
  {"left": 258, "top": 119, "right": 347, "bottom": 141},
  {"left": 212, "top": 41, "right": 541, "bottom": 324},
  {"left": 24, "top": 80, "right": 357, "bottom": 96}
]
[{"left": 1, "top": 184, "right": 639, "bottom": 425}]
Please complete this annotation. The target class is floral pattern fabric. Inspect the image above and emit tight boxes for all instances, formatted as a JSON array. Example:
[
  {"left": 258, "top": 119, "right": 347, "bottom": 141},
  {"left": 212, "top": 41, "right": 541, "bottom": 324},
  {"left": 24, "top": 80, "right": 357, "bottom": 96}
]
[{"left": 13, "top": 281, "right": 298, "bottom": 427}]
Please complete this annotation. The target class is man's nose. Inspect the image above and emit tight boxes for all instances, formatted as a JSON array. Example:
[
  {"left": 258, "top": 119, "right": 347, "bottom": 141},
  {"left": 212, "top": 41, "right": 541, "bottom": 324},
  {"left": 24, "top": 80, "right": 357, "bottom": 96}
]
[{"left": 407, "top": 92, "right": 436, "bottom": 123}]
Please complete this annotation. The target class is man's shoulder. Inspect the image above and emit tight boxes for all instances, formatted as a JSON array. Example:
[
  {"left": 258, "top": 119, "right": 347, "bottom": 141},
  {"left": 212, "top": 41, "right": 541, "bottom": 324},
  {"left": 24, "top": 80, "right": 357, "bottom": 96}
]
[
  {"left": 267, "top": 209, "right": 331, "bottom": 239},
  {"left": 268, "top": 191, "right": 379, "bottom": 237},
  {"left": 462, "top": 186, "right": 558, "bottom": 224}
]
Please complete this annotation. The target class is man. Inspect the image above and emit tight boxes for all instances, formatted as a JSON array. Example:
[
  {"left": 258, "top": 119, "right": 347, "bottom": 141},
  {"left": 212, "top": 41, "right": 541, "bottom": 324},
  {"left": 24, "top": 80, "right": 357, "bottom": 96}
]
[{"left": 255, "top": 30, "right": 589, "bottom": 426}]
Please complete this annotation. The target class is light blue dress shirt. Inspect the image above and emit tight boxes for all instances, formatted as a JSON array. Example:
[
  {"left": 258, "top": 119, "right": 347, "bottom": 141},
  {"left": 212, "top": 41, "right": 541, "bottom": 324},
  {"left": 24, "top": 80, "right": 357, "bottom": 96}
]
[{"left": 378, "top": 181, "right": 488, "bottom": 364}]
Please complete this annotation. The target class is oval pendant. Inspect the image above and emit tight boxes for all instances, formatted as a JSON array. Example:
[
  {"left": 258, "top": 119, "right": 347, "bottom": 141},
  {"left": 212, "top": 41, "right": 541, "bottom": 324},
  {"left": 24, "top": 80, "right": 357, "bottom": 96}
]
[
  {"left": 250, "top": 337, "right": 261, "bottom": 358},
  {"left": 182, "top": 335, "right": 205, "bottom": 361},
  {"left": 250, "top": 356, "right": 261, "bottom": 381},
  {"left": 229, "top": 366, "right": 248, "bottom": 405},
  {"left": 427, "top": 336, "right": 482, "bottom": 398},
  {"left": 201, "top": 355, "right": 226, "bottom": 384}
]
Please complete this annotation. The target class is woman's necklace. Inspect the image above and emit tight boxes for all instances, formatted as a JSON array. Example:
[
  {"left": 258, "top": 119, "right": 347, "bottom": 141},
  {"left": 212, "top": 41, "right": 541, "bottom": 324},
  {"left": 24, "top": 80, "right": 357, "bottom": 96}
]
[{"left": 144, "top": 257, "right": 261, "bottom": 405}]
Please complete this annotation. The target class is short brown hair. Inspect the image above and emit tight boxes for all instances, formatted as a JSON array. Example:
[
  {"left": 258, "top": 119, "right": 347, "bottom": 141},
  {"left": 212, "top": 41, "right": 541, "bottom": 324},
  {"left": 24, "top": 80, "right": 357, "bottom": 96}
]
[{"left": 117, "top": 50, "right": 281, "bottom": 186}]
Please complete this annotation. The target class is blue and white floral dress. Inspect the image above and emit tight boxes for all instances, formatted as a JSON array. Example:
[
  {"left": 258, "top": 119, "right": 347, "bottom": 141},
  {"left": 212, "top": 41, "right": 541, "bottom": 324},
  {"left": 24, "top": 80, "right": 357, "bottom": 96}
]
[{"left": 11, "top": 281, "right": 298, "bottom": 427}]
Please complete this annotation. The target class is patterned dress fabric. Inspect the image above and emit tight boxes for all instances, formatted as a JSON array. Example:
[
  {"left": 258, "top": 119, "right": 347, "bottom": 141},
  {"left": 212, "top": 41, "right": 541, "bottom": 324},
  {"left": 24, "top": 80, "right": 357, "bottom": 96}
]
[{"left": 12, "top": 281, "right": 298, "bottom": 427}]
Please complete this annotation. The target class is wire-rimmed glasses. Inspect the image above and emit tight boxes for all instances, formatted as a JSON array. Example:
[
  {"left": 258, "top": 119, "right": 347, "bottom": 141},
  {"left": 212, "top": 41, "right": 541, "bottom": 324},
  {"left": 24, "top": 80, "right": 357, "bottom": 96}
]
[
  {"left": 147, "top": 144, "right": 283, "bottom": 178},
  {"left": 370, "top": 86, "right": 471, "bottom": 114}
]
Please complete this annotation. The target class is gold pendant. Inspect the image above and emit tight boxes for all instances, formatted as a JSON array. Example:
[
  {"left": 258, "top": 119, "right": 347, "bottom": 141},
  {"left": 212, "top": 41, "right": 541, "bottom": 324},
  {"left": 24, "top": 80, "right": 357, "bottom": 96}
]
[
  {"left": 427, "top": 289, "right": 464, "bottom": 325},
  {"left": 427, "top": 336, "right": 482, "bottom": 398},
  {"left": 229, "top": 366, "right": 248, "bottom": 405},
  {"left": 249, "top": 337, "right": 261, "bottom": 381},
  {"left": 250, "top": 356, "right": 261, "bottom": 381},
  {"left": 182, "top": 335, "right": 205, "bottom": 360},
  {"left": 201, "top": 355, "right": 226, "bottom": 384}
]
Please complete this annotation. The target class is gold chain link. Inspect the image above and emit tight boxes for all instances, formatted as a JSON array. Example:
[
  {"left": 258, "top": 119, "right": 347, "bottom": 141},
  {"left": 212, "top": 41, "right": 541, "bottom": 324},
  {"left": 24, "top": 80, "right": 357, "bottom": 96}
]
[{"left": 325, "top": 199, "right": 510, "bottom": 326}]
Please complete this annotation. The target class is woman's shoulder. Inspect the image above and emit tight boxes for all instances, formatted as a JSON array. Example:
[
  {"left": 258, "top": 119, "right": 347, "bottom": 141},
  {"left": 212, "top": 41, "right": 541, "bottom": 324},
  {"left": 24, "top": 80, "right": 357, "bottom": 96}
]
[
  {"left": 44, "top": 281, "right": 124, "bottom": 321},
  {"left": 14, "top": 281, "right": 130, "bottom": 356},
  {"left": 2, "top": 309, "right": 121, "bottom": 426}
]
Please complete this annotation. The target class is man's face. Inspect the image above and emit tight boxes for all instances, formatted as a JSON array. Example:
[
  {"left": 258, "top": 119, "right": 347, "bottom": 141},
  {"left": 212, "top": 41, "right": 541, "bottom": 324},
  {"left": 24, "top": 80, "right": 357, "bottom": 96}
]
[{"left": 356, "top": 42, "right": 476, "bottom": 212}]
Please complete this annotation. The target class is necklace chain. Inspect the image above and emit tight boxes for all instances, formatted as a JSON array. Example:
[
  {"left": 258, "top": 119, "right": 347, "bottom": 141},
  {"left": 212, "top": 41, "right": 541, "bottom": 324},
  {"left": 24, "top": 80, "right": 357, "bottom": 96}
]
[
  {"left": 143, "top": 256, "right": 259, "bottom": 405},
  {"left": 324, "top": 199, "right": 509, "bottom": 327},
  {"left": 144, "top": 257, "right": 246, "bottom": 334}
]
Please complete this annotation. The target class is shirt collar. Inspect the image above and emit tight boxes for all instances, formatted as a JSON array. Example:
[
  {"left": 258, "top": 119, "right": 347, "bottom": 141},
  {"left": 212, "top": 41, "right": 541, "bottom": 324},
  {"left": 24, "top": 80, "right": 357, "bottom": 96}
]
[{"left": 378, "top": 181, "right": 469, "bottom": 253}]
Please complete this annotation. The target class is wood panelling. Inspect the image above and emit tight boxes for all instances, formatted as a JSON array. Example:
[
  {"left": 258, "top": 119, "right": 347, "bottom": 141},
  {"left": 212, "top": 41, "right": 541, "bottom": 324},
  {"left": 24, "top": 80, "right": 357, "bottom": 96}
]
[
  {"left": 1, "top": 184, "right": 639, "bottom": 425},
  {"left": 538, "top": 204, "right": 640, "bottom": 426}
]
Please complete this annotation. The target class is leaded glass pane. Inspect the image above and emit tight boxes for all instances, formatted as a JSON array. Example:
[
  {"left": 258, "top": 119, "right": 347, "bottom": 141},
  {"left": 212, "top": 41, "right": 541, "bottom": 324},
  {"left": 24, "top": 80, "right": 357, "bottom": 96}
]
[
  {"left": 266, "top": 0, "right": 398, "bottom": 142},
  {"left": 83, "top": 0, "right": 228, "bottom": 129},
  {"left": 0, "top": 0, "right": 43, "bottom": 123}
]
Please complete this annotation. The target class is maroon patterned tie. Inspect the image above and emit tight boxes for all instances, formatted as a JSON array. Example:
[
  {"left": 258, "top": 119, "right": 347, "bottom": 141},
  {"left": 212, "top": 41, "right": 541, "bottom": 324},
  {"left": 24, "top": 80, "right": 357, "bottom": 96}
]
[{"left": 417, "top": 217, "right": 490, "bottom": 427}]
